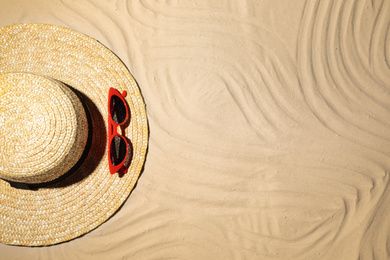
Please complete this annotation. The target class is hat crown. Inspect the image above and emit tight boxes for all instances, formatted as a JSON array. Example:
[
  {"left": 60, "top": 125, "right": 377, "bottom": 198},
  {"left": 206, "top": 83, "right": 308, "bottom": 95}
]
[{"left": 0, "top": 73, "right": 88, "bottom": 184}]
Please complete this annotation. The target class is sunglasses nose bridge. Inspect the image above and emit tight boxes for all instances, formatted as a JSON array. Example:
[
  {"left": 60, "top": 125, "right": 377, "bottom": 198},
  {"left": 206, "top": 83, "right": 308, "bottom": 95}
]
[{"left": 110, "top": 121, "right": 127, "bottom": 137}]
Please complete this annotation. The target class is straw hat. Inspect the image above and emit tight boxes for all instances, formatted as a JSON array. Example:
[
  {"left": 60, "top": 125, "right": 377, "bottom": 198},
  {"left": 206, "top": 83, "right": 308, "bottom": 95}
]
[{"left": 0, "top": 23, "right": 148, "bottom": 246}]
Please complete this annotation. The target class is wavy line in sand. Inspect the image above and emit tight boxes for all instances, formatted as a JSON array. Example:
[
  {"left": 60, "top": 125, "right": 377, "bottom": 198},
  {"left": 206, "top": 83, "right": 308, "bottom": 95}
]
[
  {"left": 297, "top": 0, "right": 390, "bottom": 258},
  {"left": 298, "top": 0, "right": 390, "bottom": 154},
  {"left": 125, "top": 1, "right": 312, "bottom": 145}
]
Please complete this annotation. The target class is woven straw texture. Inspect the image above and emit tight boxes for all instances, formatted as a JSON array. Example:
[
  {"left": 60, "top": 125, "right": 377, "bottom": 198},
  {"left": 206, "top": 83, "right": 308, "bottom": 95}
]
[
  {"left": 0, "top": 73, "right": 88, "bottom": 184},
  {"left": 0, "top": 23, "right": 148, "bottom": 246}
]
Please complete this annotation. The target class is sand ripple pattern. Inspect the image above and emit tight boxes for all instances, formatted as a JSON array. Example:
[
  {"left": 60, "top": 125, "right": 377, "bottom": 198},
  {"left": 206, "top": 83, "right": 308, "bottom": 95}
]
[
  {"left": 298, "top": 0, "right": 390, "bottom": 259},
  {"left": 0, "top": 0, "right": 389, "bottom": 259},
  {"left": 298, "top": 0, "right": 390, "bottom": 152}
]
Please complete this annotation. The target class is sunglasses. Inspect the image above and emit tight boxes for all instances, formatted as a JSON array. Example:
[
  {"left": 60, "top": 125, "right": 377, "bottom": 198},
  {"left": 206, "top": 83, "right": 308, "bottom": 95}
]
[{"left": 108, "top": 87, "right": 131, "bottom": 175}]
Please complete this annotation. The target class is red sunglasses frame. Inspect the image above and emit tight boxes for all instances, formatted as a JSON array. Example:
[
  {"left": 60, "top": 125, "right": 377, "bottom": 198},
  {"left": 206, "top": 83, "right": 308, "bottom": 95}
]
[{"left": 108, "top": 87, "right": 130, "bottom": 175}]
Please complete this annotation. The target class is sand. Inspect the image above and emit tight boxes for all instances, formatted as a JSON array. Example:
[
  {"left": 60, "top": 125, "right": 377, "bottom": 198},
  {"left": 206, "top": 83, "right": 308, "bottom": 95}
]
[{"left": 0, "top": 0, "right": 389, "bottom": 259}]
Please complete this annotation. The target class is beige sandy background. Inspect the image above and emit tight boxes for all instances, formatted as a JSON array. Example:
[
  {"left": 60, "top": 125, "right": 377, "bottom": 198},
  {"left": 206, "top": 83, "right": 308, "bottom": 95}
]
[{"left": 1, "top": 0, "right": 389, "bottom": 259}]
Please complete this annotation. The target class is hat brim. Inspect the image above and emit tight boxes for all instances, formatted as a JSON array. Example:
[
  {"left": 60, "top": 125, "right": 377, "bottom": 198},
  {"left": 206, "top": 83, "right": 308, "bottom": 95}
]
[{"left": 0, "top": 23, "right": 148, "bottom": 246}]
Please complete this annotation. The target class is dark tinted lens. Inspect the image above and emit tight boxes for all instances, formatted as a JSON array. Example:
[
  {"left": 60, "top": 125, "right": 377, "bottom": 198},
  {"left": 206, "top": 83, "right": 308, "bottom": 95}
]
[
  {"left": 110, "top": 95, "right": 127, "bottom": 124},
  {"left": 110, "top": 135, "right": 127, "bottom": 166}
]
